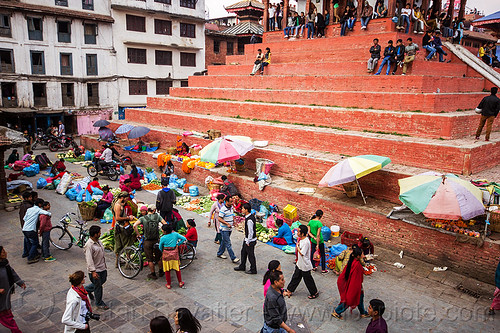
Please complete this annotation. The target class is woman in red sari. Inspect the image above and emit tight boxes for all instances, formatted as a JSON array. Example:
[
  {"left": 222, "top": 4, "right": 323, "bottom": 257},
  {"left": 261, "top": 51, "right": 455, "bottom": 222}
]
[{"left": 332, "top": 246, "right": 370, "bottom": 320}]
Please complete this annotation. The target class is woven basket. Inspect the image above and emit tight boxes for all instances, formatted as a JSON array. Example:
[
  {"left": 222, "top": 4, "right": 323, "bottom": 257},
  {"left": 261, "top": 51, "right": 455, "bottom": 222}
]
[
  {"left": 78, "top": 202, "right": 96, "bottom": 221},
  {"left": 150, "top": 141, "right": 159, "bottom": 148},
  {"left": 235, "top": 163, "right": 245, "bottom": 171},
  {"left": 342, "top": 181, "right": 358, "bottom": 198},
  {"left": 166, "top": 147, "right": 177, "bottom": 155},
  {"left": 207, "top": 182, "right": 221, "bottom": 191}
]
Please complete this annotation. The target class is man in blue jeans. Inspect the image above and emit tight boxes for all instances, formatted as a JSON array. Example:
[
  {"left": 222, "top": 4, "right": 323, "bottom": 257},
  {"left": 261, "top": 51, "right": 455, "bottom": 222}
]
[
  {"left": 217, "top": 196, "right": 240, "bottom": 263},
  {"left": 422, "top": 31, "right": 436, "bottom": 61},
  {"left": 433, "top": 30, "right": 448, "bottom": 62},
  {"left": 84, "top": 225, "right": 109, "bottom": 310},
  {"left": 22, "top": 198, "right": 50, "bottom": 264},
  {"left": 374, "top": 40, "right": 395, "bottom": 75}
]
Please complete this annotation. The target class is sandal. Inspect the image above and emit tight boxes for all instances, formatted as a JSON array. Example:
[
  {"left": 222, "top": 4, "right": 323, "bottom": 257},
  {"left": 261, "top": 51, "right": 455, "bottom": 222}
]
[
  {"left": 308, "top": 292, "right": 319, "bottom": 299},
  {"left": 321, "top": 270, "right": 329, "bottom": 274},
  {"left": 179, "top": 282, "right": 185, "bottom": 288},
  {"left": 165, "top": 284, "right": 171, "bottom": 289},
  {"left": 331, "top": 312, "right": 343, "bottom": 320},
  {"left": 312, "top": 267, "right": 317, "bottom": 272}
]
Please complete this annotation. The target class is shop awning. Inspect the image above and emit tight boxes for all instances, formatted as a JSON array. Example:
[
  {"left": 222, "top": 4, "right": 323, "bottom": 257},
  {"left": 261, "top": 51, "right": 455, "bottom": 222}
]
[{"left": 0, "top": 108, "right": 34, "bottom": 114}]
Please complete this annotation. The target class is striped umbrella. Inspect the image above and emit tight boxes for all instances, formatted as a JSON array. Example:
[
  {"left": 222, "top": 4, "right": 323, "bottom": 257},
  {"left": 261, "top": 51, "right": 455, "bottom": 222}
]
[
  {"left": 200, "top": 136, "right": 254, "bottom": 163},
  {"left": 115, "top": 124, "right": 135, "bottom": 134},
  {"left": 398, "top": 172, "right": 485, "bottom": 220}
]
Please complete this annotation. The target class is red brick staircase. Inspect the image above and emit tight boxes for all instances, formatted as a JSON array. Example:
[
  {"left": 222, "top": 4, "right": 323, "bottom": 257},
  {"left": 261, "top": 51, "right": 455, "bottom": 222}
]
[{"left": 81, "top": 20, "right": 500, "bottom": 282}]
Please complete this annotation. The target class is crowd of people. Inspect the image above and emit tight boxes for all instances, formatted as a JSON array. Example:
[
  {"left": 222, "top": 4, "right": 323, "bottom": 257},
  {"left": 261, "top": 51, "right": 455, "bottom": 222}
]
[{"left": 479, "top": 42, "right": 499, "bottom": 68}]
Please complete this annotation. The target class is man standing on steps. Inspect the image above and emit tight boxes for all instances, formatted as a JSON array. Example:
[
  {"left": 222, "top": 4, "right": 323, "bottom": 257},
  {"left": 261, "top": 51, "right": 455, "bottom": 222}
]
[
  {"left": 475, "top": 87, "right": 500, "bottom": 142},
  {"left": 234, "top": 203, "right": 257, "bottom": 274}
]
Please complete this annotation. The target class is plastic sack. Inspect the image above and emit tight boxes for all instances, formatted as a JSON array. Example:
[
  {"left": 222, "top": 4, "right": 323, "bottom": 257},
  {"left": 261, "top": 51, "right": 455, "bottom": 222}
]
[
  {"left": 22, "top": 165, "right": 37, "bottom": 177},
  {"left": 313, "top": 249, "right": 321, "bottom": 262},
  {"left": 32, "top": 164, "right": 40, "bottom": 174},
  {"left": 56, "top": 172, "right": 72, "bottom": 194},
  {"left": 282, "top": 245, "right": 296, "bottom": 254},
  {"left": 36, "top": 178, "right": 47, "bottom": 189},
  {"left": 120, "top": 165, "right": 125, "bottom": 175},
  {"left": 85, "top": 190, "right": 92, "bottom": 202},
  {"left": 91, "top": 186, "right": 103, "bottom": 196},
  {"left": 170, "top": 174, "right": 178, "bottom": 182},
  {"left": 85, "top": 150, "right": 92, "bottom": 161},
  {"left": 169, "top": 182, "right": 178, "bottom": 190},
  {"left": 189, "top": 185, "right": 199, "bottom": 196},
  {"left": 291, "top": 221, "right": 301, "bottom": 230},
  {"left": 137, "top": 167, "right": 144, "bottom": 178},
  {"left": 53, "top": 179, "right": 61, "bottom": 188},
  {"left": 76, "top": 190, "right": 84, "bottom": 202},
  {"left": 260, "top": 204, "right": 269, "bottom": 219},
  {"left": 103, "top": 208, "right": 113, "bottom": 222},
  {"left": 145, "top": 171, "right": 157, "bottom": 183},
  {"left": 321, "top": 226, "right": 332, "bottom": 242},
  {"left": 176, "top": 178, "right": 187, "bottom": 188},
  {"left": 65, "top": 188, "right": 78, "bottom": 201}
]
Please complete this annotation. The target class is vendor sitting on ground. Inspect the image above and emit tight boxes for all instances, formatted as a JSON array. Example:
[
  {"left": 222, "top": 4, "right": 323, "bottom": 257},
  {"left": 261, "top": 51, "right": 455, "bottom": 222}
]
[
  {"left": 272, "top": 218, "right": 294, "bottom": 245},
  {"left": 86, "top": 177, "right": 101, "bottom": 194},
  {"left": 133, "top": 139, "right": 146, "bottom": 151},
  {"left": 6, "top": 149, "right": 19, "bottom": 164},
  {"left": 358, "top": 236, "right": 374, "bottom": 256},
  {"left": 95, "top": 185, "right": 113, "bottom": 219},
  {"left": 22, "top": 151, "right": 34, "bottom": 161},
  {"left": 129, "top": 165, "right": 142, "bottom": 191},
  {"left": 51, "top": 158, "right": 66, "bottom": 175},
  {"left": 120, "top": 178, "right": 133, "bottom": 193},
  {"left": 220, "top": 175, "right": 239, "bottom": 198}
]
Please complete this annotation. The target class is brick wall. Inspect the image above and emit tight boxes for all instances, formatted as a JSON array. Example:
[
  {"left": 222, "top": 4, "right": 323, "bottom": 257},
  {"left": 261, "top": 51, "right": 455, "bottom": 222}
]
[{"left": 205, "top": 35, "right": 238, "bottom": 66}]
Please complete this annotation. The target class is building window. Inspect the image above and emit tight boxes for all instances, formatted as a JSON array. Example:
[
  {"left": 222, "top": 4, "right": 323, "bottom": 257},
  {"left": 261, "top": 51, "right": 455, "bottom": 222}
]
[
  {"left": 55, "top": 0, "right": 68, "bottom": 6},
  {"left": 82, "top": 0, "right": 94, "bottom": 10},
  {"left": 180, "top": 52, "right": 196, "bottom": 67},
  {"left": 127, "top": 48, "right": 147, "bottom": 64},
  {"left": 238, "top": 42, "right": 245, "bottom": 55},
  {"left": 57, "top": 21, "right": 71, "bottom": 43},
  {"left": 155, "top": 50, "right": 172, "bottom": 65},
  {"left": 180, "top": 0, "right": 196, "bottom": 9},
  {"left": 213, "top": 40, "right": 220, "bottom": 54},
  {"left": 84, "top": 24, "right": 97, "bottom": 44},
  {"left": 129, "top": 80, "right": 147, "bottom": 95},
  {"left": 86, "top": 54, "right": 98, "bottom": 75},
  {"left": 0, "top": 49, "right": 14, "bottom": 73},
  {"left": 1, "top": 82, "right": 17, "bottom": 107},
  {"left": 87, "top": 83, "right": 99, "bottom": 106},
  {"left": 181, "top": 81, "right": 188, "bottom": 87},
  {"left": 155, "top": 19, "right": 172, "bottom": 35},
  {"left": 61, "top": 83, "right": 74, "bottom": 106},
  {"left": 27, "top": 17, "right": 43, "bottom": 41},
  {"left": 155, "top": 0, "right": 171, "bottom": 4},
  {"left": 33, "top": 83, "right": 47, "bottom": 107},
  {"left": 30, "top": 51, "right": 45, "bottom": 74},
  {"left": 0, "top": 14, "right": 11, "bottom": 37},
  {"left": 226, "top": 41, "right": 234, "bottom": 55},
  {"left": 126, "top": 15, "right": 146, "bottom": 32},
  {"left": 60, "top": 53, "right": 73, "bottom": 75},
  {"left": 156, "top": 80, "right": 172, "bottom": 95},
  {"left": 180, "top": 23, "right": 195, "bottom": 38}
]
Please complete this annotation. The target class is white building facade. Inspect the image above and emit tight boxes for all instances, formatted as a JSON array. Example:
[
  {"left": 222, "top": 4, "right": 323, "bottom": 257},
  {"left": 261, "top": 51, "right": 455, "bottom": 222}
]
[
  {"left": 0, "top": 0, "right": 117, "bottom": 135},
  {"left": 111, "top": 0, "right": 205, "bottom": 116}
]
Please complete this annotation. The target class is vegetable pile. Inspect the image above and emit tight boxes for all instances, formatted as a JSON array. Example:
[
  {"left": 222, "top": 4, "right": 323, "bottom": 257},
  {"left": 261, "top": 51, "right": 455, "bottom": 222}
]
[
  {"left": 177, "top": 196, "right": 212, "bottom": 214},
  {"left": 100, "top": 229, "right": 115, "bottom": 251},
  {"left": 256, "top": 223, "right": 277, "bottom": 243}
]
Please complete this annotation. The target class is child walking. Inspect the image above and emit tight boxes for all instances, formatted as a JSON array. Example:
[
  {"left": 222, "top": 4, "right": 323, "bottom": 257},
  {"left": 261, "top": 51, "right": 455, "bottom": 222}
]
[
  {"left": 159, "top": 224, "right": 186, "bottom": 289},
  {"left": 39, "top": 201, "right": 56, "bottom": 262}
]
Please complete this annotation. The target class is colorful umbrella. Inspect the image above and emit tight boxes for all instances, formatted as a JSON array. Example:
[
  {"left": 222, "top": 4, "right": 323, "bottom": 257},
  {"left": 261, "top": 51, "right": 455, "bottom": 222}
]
[
  {"left": 128, "top": 126, "right": 150, "bottom": 139},
  {"left": 98, "top": 127, "right": 114, "bottom": 141},
  {"left": 398, "top": 172, "right": 485, "bottom": 220},
  {"left": 115, "top": 124, "right": 135, "bottom": 134},
  {"left": 200, "top": 136, "right": 254, "bottom": 163},
  {"left": 93, "top": 120, "right": 110, "bottom": 127}
]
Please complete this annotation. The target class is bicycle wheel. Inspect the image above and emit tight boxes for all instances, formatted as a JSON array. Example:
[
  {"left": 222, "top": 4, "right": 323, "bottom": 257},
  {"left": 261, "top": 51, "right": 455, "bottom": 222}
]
[
  {"left": 87, "top": 164, "right": 98, "bottom": 177},
  {"left": 50, "top": 226, "right": 73, "bottom": 250},
  {"left": 118, "top": 246, "right": 143, "bottom": 279},
  {"left": 179, "top": 243, "right": 195, "bottom": 269}
]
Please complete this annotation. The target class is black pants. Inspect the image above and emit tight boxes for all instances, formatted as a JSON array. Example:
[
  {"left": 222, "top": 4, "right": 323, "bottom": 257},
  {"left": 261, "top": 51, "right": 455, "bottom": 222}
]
[
  {"left": 310, "top": 242, "right": 326, "bottom": 270},
  {"left": 286, "top": 265, "right": 318, "bottom": 296},
  {"left": 238, "top": 240, "right": 256, "bottom": 272}
]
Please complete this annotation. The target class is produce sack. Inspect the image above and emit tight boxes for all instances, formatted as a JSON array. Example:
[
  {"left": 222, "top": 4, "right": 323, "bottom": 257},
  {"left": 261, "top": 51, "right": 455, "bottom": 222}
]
[
  {"left": 84, "top": 189, "right": 92, "bottom": 202},
  {"left": 56, "top": 172, "right": 72, "bottom": 194},
  {"left": 145, "top": 171, "right": 157, "bottom": 183},
  {"left": 65, "top": 188, "right": 78, "bottom": 201},
  {"left": 291, "top": 221, "right": 301, "bottom": 230},
  {"left": 176, "top": 178, "right": 187, "bottom": 188},
  {"left": 53, "top": 179, "right": 61, "bottom": 188},
  {"left": 36, "top": 178, "right": 47, "bottom": 189},
  {"left": 189, "top": 186, "right": 199, "bottom": 197},
  {"left": 260, "top": 204, "right": 270, "bottom": 219},
  {"left": 91, "top": 186, "right": 103, "bottom": 196},
  {"left": 32, "top": 164, "right": 40, "bottom": 174},
  {"left": 44, "top": 182, "right": 56, "bottom": 190},
  {"left": 103, "top": 208, "right": 113, "bottom": 222},
  {"left": 22, "top": 165, "right": 37, "bottom": 177},
  {"left": 85, "top": 150, "right": 92, "bottom": 161},
  {"left": 321, "top": 226, "right": 332, "bottom": 242},
  {"left": 76, "top": 190, "right": 84, "bottom": 202}
]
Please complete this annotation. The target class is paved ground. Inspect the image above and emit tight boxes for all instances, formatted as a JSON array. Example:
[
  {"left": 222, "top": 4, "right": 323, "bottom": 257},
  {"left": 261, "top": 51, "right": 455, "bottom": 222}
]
[{"left": 1, "top": 148, "right": 498, "bottom": 332}]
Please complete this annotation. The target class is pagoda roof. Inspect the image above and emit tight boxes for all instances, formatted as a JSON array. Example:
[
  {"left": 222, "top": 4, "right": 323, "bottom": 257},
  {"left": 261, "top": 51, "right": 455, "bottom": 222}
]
[
  {"left": 222, "top": 21, "right": 263, "bottom": 36},
  {"left": 225, "top": 1, "right": 264, "bottom": 11}
]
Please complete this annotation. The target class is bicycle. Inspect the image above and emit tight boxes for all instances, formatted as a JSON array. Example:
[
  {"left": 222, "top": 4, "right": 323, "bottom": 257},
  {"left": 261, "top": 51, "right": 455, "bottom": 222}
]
[
  {"left": 118, "top": 238, "right": 195, "bottom": 279},
  {"left": 50, "top": 212, "right": 89, "bottom": 250}
]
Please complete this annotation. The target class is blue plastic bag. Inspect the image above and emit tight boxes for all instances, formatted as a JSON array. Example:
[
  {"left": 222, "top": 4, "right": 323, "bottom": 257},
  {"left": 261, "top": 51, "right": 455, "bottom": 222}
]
[
  {"left": 146, "top": 171, "right": 157, "bottom": 183},
  {"left": 169, "top": 182, "right": 178, "bottom": 190},
  {"left": 22, "top": 165, "right": 36, "bottom": 177},
  {"left": 170, "top": 174, "right": 178, "bottom": 182},
  {"left": 120, "top": 165, "right": 125, "bottom": 175},
  {"left": 76, "top": 190, "right": 84, "bottom": 202},
  {"left": 32, "top": 164, "right": 40, "bottom": 174},
  {"left": 65, "top": 188, "right": 78, "bottom": 201},
  {"left": 85, "top": 151, "right": 92, "bottom": 161},
  {"left": 91, "top": 186, "right": 103, "bottom": 196},
  {"left": 176, "top": 178, "right": 187, "bottom": 188},
  {"left": 189, "top": 186, "right": 199, "bottom": 197},
  {"left": 36, "top": 178, "right": 47, "bottom": 189},
  {"left": 85, "top": 190, "right": 92, "bottom": 202},
  {"left": 321, "top": 226, "right": 332, "bottom": 242},
  {"left": 137, "top": 167, "right": 144, "bottom": 178},
  {"left": 259, "top": 204, "right": 269, "bottom": 219}
]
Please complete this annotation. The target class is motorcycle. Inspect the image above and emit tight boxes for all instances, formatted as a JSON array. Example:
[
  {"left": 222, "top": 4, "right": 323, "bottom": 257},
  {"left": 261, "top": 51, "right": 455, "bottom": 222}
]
[
  {"left": 31, "top": 130, "right": 55, "bottom": 150},
  {"left": 87, "top": 158, "right": 121, "bottom": 181},
  {"left": 48, "top": 135, "right": 77, "bottom": 152}
]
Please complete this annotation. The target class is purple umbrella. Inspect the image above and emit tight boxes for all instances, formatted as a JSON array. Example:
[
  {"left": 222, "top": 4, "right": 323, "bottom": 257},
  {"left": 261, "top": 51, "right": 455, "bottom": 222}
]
[
  {"left": 128, "top": 126, "right": 150, "bottom": 139},
  {"left": 98, "top": 127, "right": 114, "bottom": 141}
]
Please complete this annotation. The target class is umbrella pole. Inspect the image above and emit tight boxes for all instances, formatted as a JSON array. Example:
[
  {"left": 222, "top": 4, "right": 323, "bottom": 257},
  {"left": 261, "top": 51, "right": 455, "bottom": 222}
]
[{"left": 356, "top": 178, "right": 367, "bottom": 205}]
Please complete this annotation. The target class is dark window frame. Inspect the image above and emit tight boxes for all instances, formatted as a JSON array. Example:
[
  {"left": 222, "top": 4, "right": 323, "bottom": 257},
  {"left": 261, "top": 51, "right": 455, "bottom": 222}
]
[
  {"left": 1, "top": 82, "right": 17, "bottom": 107},
  {"left": 0, "top": 48, "right": 15, "bottom": 73},
  {"left": 60, "top": 53, "right": 73, "bottom": 75},
  {"left": 213, "top": 40, "right": 220, "bottom": 54},
  {"left": 155, "top": 50, "right": 172, "bottom": 65},
  {"left": 57, "top": 20, "right": 71, "bottom": 43},
  {"left": 129, "top": 80, "right": 148, "bottom": 95},
  {"left": 27, "top": 17, "right": 43, "bottom": 41},
  {"left": 180, "top": 0, "right": 196, "bottom": 9},
  {"left": 82, "top": 0, "right": 94, "bottom": 10},
  {"left": 86, "top": 54, "right": 98, "bottom": 75},
  {"left": 180, "top": 22, "right": 196, "bottom": 38},
  {"left": 155, "top": 0, "right": 172, "bottom": 4},
  {"left": 33, "top": 83, "right": 47, "bottom": 107},
  {"left": 154, "top": 19, "right": 172, "bottom": 35},
  {"left": 226, "top": 41, "right": 234, "bottom": 55},
  {"left": 156, "top": 80, "right": 172, "bottom": 95},
  {"left": 87, "top": 83, "right": 99, "bottom": 106},
  {"left": 180, "top": 80, "right": 189, "bottom": 87},
  {"left": 84, "top": 23, "right": 97, "bottom": 44},
  {"left": 61, "top": 83, "right": 74, "bottom": 106},
  {"left": 180, "top": 52, "right": 196, "bottom": 67},
  {"left": 55, "top": 0, "right": 68, "bottom": 6},
  {"left": 30, "top": 51, "right": 45, "bottom": 74},
  {"left": 0, "top": 13, "right": 11, "bottom": 37},
  {"left": 126, "top": 14, "right": 146, "bottom": 32},
  {"left": 127, "top": 48, "right": 147, "bottom": 64}
]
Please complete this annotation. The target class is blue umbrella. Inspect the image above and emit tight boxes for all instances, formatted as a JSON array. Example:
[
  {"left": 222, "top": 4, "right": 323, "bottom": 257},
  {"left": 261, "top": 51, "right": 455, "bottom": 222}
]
[
  {"left": 98, "top": 127, "right": 114, "bottom": 141},
  {"left": 93, "top": 119, "right": 110, "bottom": 127},
  {"left": 115, "top": 124, "right": 135, "bottom": 134},
  {"left": 128, "top": 126, "right": 150, "bottom": 139}
]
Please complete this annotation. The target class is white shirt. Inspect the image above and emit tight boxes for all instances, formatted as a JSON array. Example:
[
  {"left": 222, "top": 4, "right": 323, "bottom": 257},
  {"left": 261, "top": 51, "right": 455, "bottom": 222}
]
[
  {"left": 268, "top": 7, "right": 275, "bottom": 16},
  {"left": 101, "top": 148, "right": 112, "bottom": 163},
  {"left": 401, "top": 8, "right": 412, "bottom": 16},
  {"left": 296, "top": 238, "right": 313, "bottom": 271}
]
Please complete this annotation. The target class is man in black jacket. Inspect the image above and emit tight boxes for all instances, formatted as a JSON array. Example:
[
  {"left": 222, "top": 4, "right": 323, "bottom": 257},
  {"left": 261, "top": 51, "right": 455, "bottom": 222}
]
[
  {"left": 374, "top": 40, "right": 395, "bottom": 75},
  {"left": 263, "top": 271, "right": 295, "bottom": 333},
  {"left": 367, "top": 38, "right": 381, "bottom": 73},
  {"left": 475, "top": 87, "right": 500, "bottom": 142},
  {"left": 391, "top": 39, "right": 405, "bottom": 75},
  {"left": 156, "top": 179, "right": 177, "bottom": 223},
  {"left": 234, "top": 203, "right": 257, "bottom": 274}
]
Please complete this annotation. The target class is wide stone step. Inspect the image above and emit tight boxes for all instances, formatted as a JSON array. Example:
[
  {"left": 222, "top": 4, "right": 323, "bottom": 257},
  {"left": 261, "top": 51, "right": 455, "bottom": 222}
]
[
  {"left": 147, "top": 97, "right": 498, "bottom": 139},
  {"left": 169, "top": 87, "right": 486, "bottom": 113},
  {"left": 123, "top": 107, "right": 500, "bottom": 175},
  {"left": 188, "top": 74, "right": 484, "bottom": 94}
]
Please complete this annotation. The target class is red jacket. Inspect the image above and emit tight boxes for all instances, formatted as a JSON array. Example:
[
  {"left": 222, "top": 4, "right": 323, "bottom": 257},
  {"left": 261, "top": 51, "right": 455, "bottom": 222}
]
[
  {"left": 86, "top": 180, "right": 102, "bottom": 194},
  {"left": 337, "top": 259, "right": 364, "bottom": 308},
  {"left": 39, "top": 214, "right": 52, "bottom": 234},
  {"left": 129, "top": 174, "right": 142, "bottom": 190},
  {"left": 186, "top": 227, "right": 198, "bottom": 242}
]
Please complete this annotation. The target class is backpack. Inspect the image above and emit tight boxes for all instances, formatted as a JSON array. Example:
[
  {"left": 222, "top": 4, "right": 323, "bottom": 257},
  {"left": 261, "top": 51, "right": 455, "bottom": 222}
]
[{"left": 141, "top": 214, "right": 161, "bottom": 240}]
